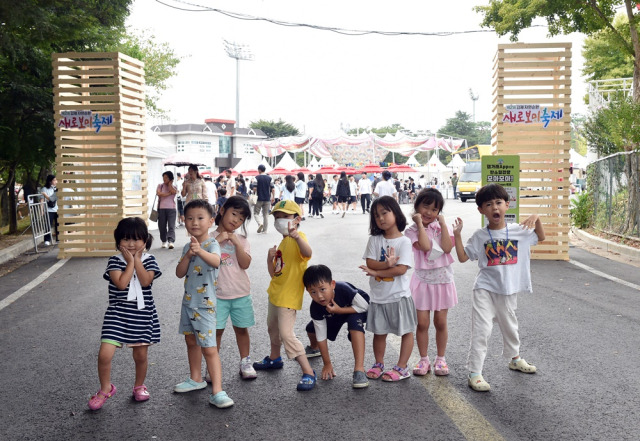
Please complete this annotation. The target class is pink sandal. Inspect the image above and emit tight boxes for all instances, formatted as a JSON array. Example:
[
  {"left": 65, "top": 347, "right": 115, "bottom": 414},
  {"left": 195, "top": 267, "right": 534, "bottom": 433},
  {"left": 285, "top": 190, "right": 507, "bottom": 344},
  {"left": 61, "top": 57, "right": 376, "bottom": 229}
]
[
  {"left": 133, "top": 384, "right": 150, "bottom": 402},
  {"left": 88, "top": 384, "right": 116, "bottom": 410},
  {"left": 366, "top": 362, "right": 384, "bottom": 379},
  {"left": 382, "top": 365, "right": 411, "bottom": 382}
]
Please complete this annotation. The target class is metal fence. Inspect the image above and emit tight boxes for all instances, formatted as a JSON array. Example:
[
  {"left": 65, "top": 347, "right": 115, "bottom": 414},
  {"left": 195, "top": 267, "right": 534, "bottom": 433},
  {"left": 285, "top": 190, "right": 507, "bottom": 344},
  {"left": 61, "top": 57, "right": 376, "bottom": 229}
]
[
  {"left": 588, "top": 151, "right": 640, "bottom": 239},
  {"left": 27, "top": 194, "right": 51, "bottom": 253}
]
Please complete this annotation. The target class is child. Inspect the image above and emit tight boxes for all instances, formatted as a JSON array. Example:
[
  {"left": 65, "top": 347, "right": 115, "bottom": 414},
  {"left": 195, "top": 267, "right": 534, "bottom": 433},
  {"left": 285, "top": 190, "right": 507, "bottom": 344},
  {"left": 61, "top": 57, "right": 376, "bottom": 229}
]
[
  {"left": 453, "top": 183, "right": 545, "bottom": 392},
  {"left": 215, "top": 187, "right": 227, "bottom": 214},
  {"left": 252, "top": 200, "right": 316, "bottom": 391},
  {"left": 209, "top": 196, "right": 257, "bottom": 380},
  {"left": 88, "top": 217, "right": 161, "bottom": 410},
  {"left": 303, "top": 264, "right": 371, "bottom": 389},
  {"left": 359, "top": 196, "right": 417, "bottom": 382},
  {"left": 405, "top": 188, "right": 457, "bottom": 376},
  {"left": 174, "top": 199, "right": 233, "bottom": 408}
]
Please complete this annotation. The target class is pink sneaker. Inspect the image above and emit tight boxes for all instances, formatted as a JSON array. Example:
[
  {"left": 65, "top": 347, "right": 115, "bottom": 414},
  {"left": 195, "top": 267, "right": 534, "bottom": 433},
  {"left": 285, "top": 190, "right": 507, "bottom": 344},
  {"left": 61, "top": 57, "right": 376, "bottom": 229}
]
[
  {"left": 434, "top": 357, "right": 450, "bottom": 376},
  {"left": 413, "top": 358, "right": 431, "bottom": 376},
  {"left": 133, "top": 384, "right": 150, "bottom": 401}
]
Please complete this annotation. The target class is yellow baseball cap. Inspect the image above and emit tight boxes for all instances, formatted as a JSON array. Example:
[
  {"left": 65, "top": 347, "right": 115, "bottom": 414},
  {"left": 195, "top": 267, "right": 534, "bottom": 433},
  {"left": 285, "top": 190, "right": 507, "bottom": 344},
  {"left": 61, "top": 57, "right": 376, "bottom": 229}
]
[{"left": 271, "top": 199, "right": 302, "bottom": 217}]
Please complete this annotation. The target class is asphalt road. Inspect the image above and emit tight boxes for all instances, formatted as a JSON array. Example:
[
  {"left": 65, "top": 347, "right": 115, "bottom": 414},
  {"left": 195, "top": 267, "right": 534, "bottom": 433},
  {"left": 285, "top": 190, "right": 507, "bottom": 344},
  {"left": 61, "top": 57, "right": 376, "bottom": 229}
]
[{"left": 1, "top": 199, "right": 639, "bottom": 440}]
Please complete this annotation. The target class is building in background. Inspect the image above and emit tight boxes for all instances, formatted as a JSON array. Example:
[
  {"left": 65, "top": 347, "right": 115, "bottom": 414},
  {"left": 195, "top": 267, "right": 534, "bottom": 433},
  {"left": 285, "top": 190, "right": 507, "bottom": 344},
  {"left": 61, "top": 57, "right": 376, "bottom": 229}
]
[{"left": 150, "top": 118, "right": 267, "bottom": 172}]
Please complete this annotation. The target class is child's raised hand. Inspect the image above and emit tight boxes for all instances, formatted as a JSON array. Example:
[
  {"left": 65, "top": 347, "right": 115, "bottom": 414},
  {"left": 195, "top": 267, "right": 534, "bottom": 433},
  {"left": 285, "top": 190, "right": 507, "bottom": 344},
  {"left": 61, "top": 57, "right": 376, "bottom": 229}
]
[
  {"left": 385, "top": 246, "right": 399, "bottom": 267},
  {"left": 437, "top": 214, "right": 447, "bottom": 226},
  {"left": 325, "top": 301, "right": 340, "bottom": 314},
  {"left": 188, "top": 236, "right": 201, "bottom": 256},
  {"left": 359, "top": 265, "right": 377, "bottom": 278},
  {"left": 288, "top": 219, "right": 300, "bottom": 239},
  {"left": 217, "top": 231, "right": 230, "bottom": 243},
  {"left": 120, "top": 246, "right": 134, "bottom": 263},
  {"left": 412, "top": 213, "right": 423, "bottom": 226},
  {"left": 453, "top": 217, "right": 464, "bottom": 236},
  {"left": 520, "top": 214, "right": 538, "bottom": 230},
  {"left": 321, "top": 363, "right": 336, "bottom": 380},
  {"left": 267, "top": 245, "right": 277, "bottom": 260}
]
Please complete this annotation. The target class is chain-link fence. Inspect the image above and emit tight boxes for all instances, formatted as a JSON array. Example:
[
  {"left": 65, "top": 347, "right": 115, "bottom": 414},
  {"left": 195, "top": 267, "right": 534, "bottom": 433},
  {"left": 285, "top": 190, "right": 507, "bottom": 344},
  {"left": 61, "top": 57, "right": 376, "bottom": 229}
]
[{"left": 588, "top": 151, "right": 640, "bottom": 239}]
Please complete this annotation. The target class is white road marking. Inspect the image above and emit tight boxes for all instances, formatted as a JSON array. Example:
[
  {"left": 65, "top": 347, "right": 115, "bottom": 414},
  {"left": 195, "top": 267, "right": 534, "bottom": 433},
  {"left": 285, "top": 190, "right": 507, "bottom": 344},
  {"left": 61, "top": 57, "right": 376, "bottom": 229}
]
[
  {"left": 569, "top": 260, "right": 640, "bottom": 292},
  {"left": 0, "top": 259, "right": 69, "bottom": 312}
]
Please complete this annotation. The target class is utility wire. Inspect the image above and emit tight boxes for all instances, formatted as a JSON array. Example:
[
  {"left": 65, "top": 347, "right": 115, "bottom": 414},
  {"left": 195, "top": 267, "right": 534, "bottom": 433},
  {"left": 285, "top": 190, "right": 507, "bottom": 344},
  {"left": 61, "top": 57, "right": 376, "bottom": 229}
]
[{"left": 154, "top": 0, "right": 536, "bottom": 37}]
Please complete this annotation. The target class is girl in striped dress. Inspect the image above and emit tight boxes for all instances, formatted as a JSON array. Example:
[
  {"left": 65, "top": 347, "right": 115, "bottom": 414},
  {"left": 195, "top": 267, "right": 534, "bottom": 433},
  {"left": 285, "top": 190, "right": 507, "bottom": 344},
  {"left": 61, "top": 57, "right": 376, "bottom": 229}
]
[{"left": 88, "top": 218, "right": 162, "bottom": 411}]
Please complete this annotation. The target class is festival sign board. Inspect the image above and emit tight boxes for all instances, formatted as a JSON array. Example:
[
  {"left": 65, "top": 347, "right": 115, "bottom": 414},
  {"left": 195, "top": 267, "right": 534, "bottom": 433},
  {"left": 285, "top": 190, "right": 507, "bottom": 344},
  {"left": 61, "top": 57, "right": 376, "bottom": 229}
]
[{"left": 481, "top": 155, "right": 520, "bottom": 226}]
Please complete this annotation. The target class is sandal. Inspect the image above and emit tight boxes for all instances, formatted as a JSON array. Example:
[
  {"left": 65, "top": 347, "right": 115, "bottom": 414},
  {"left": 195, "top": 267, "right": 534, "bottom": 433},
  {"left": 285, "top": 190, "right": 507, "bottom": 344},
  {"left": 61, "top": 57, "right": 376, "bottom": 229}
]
[
  {"left": 413, "top": 359, "right": 431, "bottom": 376},
  {"left": 382, "top": 365, "right": 411, "bottom": 382},
  {"left": 88, "top": 384, "right": 117, "bottom": 410},
  {"left": 434, "top": 358, "right": 450, "bottom": 376},
  {"left": 366, "top": 362, "right": 384, "bottom": 379},
  {"left": 132, "top": 384, "right": 150, "bottom": 402}
]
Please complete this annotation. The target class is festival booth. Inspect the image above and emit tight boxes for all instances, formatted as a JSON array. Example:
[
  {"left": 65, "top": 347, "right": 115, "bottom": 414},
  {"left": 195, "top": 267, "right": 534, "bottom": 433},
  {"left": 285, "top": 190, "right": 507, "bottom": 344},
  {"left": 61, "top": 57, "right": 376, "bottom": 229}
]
[
  {"left": 268, "top": 153, "right": 299, "bottom": 175},
  {"left": 447, "top": 154, "right": 467, "bottom": 175}
]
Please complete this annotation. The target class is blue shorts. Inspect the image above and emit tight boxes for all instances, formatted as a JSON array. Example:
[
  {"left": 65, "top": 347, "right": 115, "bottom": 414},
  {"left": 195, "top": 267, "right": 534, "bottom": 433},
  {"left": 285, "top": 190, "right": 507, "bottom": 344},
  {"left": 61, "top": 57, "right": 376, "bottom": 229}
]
[
  {"left": 216, "top": 295, "right": 256, "bottom": 329},
  {"left": 179, "top": 305, "right": 217, "bottom": 347},
  {"left": 305, "top": 312, "right": 367, "bottom": 342}
]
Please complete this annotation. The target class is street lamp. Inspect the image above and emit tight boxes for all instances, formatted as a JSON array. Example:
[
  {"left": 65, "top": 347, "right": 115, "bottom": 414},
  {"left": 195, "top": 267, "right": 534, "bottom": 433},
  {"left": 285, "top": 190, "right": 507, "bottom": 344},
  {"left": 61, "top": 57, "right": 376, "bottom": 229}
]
[
  {"left": 469, "top": 88, "right": 479, "bottom": 123},
  {"left": 223, "top": 40, "right": 254, "bottom": 128}
]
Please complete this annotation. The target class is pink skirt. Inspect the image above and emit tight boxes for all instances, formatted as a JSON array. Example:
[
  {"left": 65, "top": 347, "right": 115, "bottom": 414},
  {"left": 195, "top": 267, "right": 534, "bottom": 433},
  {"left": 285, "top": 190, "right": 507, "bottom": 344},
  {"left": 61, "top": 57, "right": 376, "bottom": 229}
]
[{"left": 410, "top": 276, "right": 458, "bottom": 311}]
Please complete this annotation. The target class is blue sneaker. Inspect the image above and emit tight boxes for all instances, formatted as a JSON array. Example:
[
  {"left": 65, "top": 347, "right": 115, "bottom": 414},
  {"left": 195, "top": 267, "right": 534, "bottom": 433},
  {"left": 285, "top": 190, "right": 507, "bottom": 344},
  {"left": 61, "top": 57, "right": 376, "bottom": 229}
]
[
  {"left": 173, "top": 378, "right": 207, "bottom": 393},
  {"left": 296, "top": 370, "right": 316, "bottom": 391},
  {"left": 253, "top": 356, "right": 284, "bottom": 370},
  {"left": 209, "top": 391, "right": 234, "bottom": 408}
]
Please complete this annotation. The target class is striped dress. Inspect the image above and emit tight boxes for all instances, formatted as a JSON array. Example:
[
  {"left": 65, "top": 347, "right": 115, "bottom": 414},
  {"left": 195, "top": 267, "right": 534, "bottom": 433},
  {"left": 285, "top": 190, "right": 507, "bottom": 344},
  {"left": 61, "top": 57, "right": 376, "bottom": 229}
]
[{"left": 101, "top": 254, "right": 162, "bottom": 344}]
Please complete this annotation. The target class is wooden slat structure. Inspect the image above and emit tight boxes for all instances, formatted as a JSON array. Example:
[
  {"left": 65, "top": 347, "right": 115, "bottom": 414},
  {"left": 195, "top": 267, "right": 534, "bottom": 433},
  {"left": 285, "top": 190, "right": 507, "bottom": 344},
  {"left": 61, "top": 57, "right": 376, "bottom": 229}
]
[
  {"left": 492, "top": 43, "right": 571, "bottom": 260},
  {"left": 52, "top": 52, "right": 147, "bottom": 258}
]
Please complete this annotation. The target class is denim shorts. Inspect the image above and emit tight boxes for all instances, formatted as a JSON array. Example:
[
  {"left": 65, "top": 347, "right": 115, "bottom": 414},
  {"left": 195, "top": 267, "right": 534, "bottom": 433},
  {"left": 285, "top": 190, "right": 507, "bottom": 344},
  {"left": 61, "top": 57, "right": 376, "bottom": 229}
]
[{"left": 215, "top": 295, "right": 255, "bottom": 329}]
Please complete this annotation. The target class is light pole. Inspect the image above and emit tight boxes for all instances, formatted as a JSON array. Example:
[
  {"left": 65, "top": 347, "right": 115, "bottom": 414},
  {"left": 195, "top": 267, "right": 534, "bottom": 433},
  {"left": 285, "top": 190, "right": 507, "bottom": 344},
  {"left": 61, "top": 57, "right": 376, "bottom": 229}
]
[
  {"left": 223, "top": 40, "right": 254, "bottom": 127},
  {"left": 469, "top": 88, "right": 479, "bottom": 123}
]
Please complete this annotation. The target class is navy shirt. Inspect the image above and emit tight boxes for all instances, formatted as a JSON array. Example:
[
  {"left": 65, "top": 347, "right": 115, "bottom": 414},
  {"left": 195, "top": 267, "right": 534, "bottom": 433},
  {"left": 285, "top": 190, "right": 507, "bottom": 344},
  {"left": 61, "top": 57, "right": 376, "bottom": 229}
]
[{"left": 255, "top": 174, "right": 273, "bottom": 201}]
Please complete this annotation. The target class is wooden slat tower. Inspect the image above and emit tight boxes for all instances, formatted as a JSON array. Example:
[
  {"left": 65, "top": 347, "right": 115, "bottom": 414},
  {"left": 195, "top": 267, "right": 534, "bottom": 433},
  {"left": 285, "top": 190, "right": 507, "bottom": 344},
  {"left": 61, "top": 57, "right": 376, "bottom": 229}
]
[
  {"left": 492, "top": 43, "right": 571, "bottom": 260},
  {"left": 52, "top": 52, "right": 147, "bottom": 258}
]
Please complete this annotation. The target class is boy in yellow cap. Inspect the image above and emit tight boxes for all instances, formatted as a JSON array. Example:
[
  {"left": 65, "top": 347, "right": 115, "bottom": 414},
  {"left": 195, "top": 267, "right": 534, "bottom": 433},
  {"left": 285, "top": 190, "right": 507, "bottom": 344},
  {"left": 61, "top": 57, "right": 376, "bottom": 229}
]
[{"left": 253, "top": 200, "right": 316, "bottom": 390}]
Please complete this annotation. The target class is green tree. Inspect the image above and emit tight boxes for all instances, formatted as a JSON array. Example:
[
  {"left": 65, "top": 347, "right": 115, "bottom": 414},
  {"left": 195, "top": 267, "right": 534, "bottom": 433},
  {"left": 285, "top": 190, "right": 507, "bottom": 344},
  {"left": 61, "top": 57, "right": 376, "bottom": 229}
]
[
  {"left": 583, "top": 13, "right": 637, "bottom": 81},
  {"left": 249, "top": 119, "right": 300, "bottom": 139},
  {"left": 475, "top": 0, "right": 640, "bottom": 101},
  {"left": 0, "top": 1, "right": 181, "bottom": 233},
  {"left": 108, "top": 29, "right": 182, "bottom": 118}
]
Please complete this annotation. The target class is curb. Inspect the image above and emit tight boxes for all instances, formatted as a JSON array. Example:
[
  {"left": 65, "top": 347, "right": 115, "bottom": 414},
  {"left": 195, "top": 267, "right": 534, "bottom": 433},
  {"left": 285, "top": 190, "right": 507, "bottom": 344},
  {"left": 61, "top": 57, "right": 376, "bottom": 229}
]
[
  {"left": 572, "top": 228, "right": 640, "bottom": 260},
  {"left": 0, "top": 237, "right": 42, "bottom": 266}
]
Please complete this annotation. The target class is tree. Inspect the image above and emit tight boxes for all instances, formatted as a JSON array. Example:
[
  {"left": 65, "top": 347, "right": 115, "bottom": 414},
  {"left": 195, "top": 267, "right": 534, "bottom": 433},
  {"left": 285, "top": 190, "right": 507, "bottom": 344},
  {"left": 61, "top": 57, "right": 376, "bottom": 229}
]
[
  {"left": 475, "top": 0, "right": 640, "bottom": 101},
  {"left": 249, "top": 119, "right": 300, "bottom": 139},
  {"left": 0, "top": 1, "right": 180, "bottom": 233},
  {"left": 583, "top": 13, "right": 638, "bottom": 81}
]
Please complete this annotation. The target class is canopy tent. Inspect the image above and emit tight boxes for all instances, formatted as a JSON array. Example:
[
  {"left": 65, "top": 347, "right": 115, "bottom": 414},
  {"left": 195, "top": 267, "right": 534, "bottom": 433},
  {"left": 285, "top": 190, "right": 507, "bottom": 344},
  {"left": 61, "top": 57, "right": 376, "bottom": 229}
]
[
  {"left": 447, "top": 154, "right": 466, "bottom": 175},
  {"left": 251, "top": 132, "right": 467, "bottom": 167},
  {"left": 308, "top": 156, "right": 320, "bottom": 171},
  {"left": 273, "top": 153, "right": 299, "bottom": 172},
  {"left": 418, "top": 154, "right": 450, "bottom": 182},
  {"left": 233, "top": 154, "right": 271, "bottom": 173},
  {"left": 318, "top": 156, "right": 339, "bottom": 166},
  {"left": 405, "top": 154, "right": 421, "bottom": 167}
]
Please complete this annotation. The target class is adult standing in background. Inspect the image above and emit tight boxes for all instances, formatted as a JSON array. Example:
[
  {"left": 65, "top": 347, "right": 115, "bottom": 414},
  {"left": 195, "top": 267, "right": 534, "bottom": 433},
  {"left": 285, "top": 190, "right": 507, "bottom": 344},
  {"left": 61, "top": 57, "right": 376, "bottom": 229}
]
[
  {"left": 175, "top": 172, "right": 185, "bottom": 226},
  {"left": 281, "top": 175, "right": 296, "bottom": 201},
  {"left": 236, "top": 174, "right": 248, "bottom": 198},
  {"left": 451, "top": 172, "right": 459, "bottom": 200},
  {"left": 41, "top": 174, "right": 58, "bottom": 246},
  {"left": 311, "top": 173, "right": 325, "bottom": 218},
  {"left": 204, "top": 176, "right": 217, "bottom": 207},
  {"left": 225, "top": 169, "right": 236, "bottom": 198},
  {"left": 157, "top": 171, "right": 177, "bottom": 249},
  {"left": 306, "top": 174, "right": 315, "bottom": 217},
  {"left": 294, "top": 172, "right": 307, "bottom": 220},
  {"left": 357, "top": 172, "right": 372, "bottom": 214},
  {"left": 254, "top": 164, "right": 273, "bottom": 233},
  {"left": 373, "top": 170, "right": 397, "bottom": 200},
  {"left": 336, "top": 171, "right": 350, "bottom": 218},
  {"left": 348, "top": 175, "right": 358, "bottom": 212},
  {"left": 181, "top": 164, "right": 207, "bottom": 203}
]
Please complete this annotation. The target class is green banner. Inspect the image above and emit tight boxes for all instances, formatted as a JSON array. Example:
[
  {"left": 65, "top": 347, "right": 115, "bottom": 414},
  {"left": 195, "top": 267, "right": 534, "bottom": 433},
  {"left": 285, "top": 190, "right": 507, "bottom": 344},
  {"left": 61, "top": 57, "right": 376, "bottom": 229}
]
[{"left": 481, "top": 155, "right": 520, "bottom": 226}]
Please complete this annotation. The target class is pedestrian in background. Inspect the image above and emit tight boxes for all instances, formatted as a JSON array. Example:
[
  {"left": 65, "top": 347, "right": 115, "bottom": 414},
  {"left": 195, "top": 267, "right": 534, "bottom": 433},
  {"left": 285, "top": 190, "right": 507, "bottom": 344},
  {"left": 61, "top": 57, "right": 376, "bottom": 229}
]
[
  {"left": 281, "top": 175, "right": 296, "bottom": 201},
  {"left": 310, "top": 173, "right": 325, "bottom": 218},
  {"left": 295, "top": 172, "right": 308, "bottom": 220},
  {"left": 254, "top": 164, "right": 273, "bottom": 234},
  {"left": 175, "top": 172, "right": 185, "bottom": 226},
  {"left": 88, "top": 217, "right": 161, "bottom": 410},
  {"left": 41, "top": 174, "right": 58, "bottom": 246},
  {"left": 358, "top": 172, "right": 372, "bottom": 214},
  {"left": 336, "top": 171, "right": 350, "bottom": 218},
  {"left": 181, "top": 164, "right": 207, "bottom": 203},
  {"left": 156, "top": 171, "right": 177, "bottom": 249}
]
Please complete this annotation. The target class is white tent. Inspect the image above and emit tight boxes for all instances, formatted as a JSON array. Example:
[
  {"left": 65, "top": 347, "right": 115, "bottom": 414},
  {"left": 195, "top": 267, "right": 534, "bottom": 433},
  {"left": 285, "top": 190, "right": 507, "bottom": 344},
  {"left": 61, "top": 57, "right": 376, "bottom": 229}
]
[
  {"left": 406, "top": 154, "right": 421, "bottom": 167},
  {"left": 233, "top": 155, "right": 270, "bottom": 172},
  {"left": 318, "top": 156, "right": 339, "bottom": 166},
  {"left": 274, "top": 153, "right": 299, "bottom": 171},
  {"left": 447, "top": 154, "right": 466, "bottom": 169},
  {"left": 308, "top": 156, "right": 320, "bottom": 171},
  {"left": 417, "top": 154, "right": 449, "bottom": 182}
]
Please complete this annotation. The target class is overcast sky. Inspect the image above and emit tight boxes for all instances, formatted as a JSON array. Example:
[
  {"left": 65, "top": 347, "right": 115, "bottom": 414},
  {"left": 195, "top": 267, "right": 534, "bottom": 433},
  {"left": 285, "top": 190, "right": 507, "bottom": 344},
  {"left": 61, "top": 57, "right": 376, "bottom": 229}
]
[{"left": 127, "top": 0, "right": 587, "bottom": 136}]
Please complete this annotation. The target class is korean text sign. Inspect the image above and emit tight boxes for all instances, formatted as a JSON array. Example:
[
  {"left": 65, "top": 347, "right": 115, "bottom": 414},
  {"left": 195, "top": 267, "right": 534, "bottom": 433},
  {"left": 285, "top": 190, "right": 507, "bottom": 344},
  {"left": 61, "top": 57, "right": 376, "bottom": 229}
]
[{"left": 481, "top": 155, "right": 520, "bottom": 226}]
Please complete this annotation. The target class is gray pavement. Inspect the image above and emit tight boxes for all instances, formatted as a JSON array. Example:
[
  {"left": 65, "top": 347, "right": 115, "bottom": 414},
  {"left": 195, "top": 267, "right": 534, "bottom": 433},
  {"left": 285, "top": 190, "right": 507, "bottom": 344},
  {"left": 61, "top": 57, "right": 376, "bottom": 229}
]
[{"left": 1, "top": 200, "right": 640, "bottom": 440}]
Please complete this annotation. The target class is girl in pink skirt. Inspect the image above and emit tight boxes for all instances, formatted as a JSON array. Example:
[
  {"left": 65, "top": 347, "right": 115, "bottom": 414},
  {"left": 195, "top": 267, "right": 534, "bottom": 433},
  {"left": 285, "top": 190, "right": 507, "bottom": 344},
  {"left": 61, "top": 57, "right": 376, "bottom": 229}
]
[{"left": 405, "top": 188, "right": 457, "bottom": 376}]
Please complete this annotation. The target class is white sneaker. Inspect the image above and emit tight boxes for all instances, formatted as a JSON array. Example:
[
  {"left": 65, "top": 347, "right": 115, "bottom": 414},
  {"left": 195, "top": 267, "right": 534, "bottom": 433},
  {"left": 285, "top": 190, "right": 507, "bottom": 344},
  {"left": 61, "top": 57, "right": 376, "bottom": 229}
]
[
  {"left": 239, "top": 356, "right": 257, "bottom": 380},
  {"left": 161, "top": 242, "right": 167, "bottom": 248},
  {"left": 44, "top": 241, "right": 51, "bottom": 246},
  {"left": 168, "top": 243, "right": 174, "bottom": 249}
]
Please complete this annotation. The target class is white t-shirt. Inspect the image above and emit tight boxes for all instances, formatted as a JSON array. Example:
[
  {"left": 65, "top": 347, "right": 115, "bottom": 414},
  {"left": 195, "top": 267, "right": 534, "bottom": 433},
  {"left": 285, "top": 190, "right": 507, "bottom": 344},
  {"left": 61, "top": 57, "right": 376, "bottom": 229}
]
[
  {"left": 294, "top": 180, "right": 307, "bottom": 198},
  {"left": 329, "top": 180, "right": 339, "bottom": 196},
  {"left": 349, "top": 181, "right": 357, "bottom": 196},
  {"left": 464, "top": 223, "right": 539, "bottom": 295},
  {"left": 205, "top": 181, "right": 217, "bottom": 203},
  {"left": 281, "top": 184, "right": 295, "bottom": 201},
  {"left": 362, "top": 234, "right": 413, "bottom": 304},
  {"left": 358, "top": 178, "right": 372, "bottom": 195},
  {"left": 374, "top": 180, "right": 396, "bottom": 197}
]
